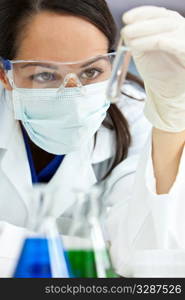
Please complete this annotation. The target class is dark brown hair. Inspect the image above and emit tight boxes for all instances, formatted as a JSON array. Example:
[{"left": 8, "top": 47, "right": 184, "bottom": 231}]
[{"left": 0, "top": 0, "right": 132, "bottom": 179}]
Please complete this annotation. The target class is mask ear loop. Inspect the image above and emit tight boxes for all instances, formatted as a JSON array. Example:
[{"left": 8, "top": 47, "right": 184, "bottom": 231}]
[
  {"left": 106, "top": 38, "right": 131, "bottom": 104},
  {"left": 6, "top": 72, "right": 14, "bottom": 89},
  {"left": 57, "top": 73, "right": 86, "bottom": 96}
]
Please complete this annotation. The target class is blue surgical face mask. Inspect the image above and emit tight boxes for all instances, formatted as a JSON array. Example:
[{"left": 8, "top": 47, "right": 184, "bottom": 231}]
[{"left": 12, "top": 81, "right": 110, "bottom": 154}]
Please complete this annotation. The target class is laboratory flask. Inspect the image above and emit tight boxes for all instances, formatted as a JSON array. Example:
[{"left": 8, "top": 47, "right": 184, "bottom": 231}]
[{"left": 13, "top": 184, "right": 70, "bottom": 278}]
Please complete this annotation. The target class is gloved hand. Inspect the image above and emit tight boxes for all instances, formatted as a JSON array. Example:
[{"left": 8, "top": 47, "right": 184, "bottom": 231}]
[{"left": 122, "top": 6, "right": 185, "bottom": 132}]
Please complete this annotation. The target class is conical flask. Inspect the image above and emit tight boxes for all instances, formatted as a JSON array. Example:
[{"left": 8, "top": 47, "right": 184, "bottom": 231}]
[
  {"left": 13, "top": 184, "right": 70, "bottom": 278},
  {"left": 64, "top": 187, "right": 118, "bottom": 278}
]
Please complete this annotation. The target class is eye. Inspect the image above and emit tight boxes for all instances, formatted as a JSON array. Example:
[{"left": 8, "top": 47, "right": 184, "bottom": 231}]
[
  {"left": 80, "top": 68, "right": 103, "bottom": 80},
  {"left": 30, "top": 72, "right": 56, "bottom": 83}
]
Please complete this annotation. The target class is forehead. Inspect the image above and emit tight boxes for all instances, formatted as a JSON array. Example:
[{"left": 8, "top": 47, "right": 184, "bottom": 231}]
[{"left": 15, "top": 11, "right": 109, "bottom": 62}]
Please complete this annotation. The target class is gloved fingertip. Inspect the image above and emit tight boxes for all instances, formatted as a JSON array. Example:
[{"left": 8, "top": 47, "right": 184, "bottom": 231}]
[
  {"left": 122, "top": 11, "right": 132, "bottom": 24},
  {"left": 120, "top": 27, "right": 129, "bottom": 44},
  {"left": 120, "top": 31, "right": 131, "bottom": 47},
  {"left": 120, "top": 27, "right": 125, "bottom": 37}
]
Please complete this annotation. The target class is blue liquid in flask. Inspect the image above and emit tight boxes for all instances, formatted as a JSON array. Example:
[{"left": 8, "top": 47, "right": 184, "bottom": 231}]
[
  {"left": 13, "top": 185, "right": 71, "bottom": 278},
  {"left": 14, "top": 238, "right": 52, "bottom": 278}
]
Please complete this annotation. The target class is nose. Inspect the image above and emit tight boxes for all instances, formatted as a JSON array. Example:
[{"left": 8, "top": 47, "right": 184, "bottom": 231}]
[
  {"left": 63, "top": 73, "right": 82, "bottom": 88},
  {"left": 65, "top": 78, "right": 78, "bottom": 88}
]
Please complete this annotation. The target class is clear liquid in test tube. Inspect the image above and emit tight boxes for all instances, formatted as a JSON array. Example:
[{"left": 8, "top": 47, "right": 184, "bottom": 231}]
[{"left": 107, "top": 38, "right": 131, "bottom": 103}]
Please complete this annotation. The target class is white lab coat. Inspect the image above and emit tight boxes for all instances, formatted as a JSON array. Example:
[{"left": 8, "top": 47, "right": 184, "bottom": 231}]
[{"left": 0, "top": 81, "right": 183, "bottom": 278}]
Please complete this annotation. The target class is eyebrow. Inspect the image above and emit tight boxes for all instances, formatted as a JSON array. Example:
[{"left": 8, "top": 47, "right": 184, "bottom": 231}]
[
  {"left": 20, "top": 63, "right": 58, "bottom": 70},
  {"left": 19, "top": 56, "right": 108, "bottom": 69},
  {"left": 80, "top": 56, "right": 108, "bottom": 68}
]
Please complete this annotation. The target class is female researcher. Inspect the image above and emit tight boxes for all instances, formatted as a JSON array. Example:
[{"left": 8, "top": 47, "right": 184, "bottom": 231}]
[
  {"left": 0, "top": 0, "right": 150, "bottom": 277},
  {"left": 0, "top": 0, "right": 184, "bottom": 277}
]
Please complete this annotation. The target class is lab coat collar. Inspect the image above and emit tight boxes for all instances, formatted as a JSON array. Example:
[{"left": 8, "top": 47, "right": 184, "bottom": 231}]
[
  {"left": 0, "top": 89, "right": 29, "bottom": 212},
  {"left": 0, "top": 119, "right": 33, "bottom": 211},
  {"left": 0, "top": 87, "right": 32, "bottom": 206}
]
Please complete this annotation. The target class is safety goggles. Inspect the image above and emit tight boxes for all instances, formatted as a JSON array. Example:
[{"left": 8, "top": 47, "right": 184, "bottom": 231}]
[
  {"left": 0, "top": 48, "right": 130, "bottom": 90},
  {"left": 0, "top": 53, "right": 116, "bottom": 89}
]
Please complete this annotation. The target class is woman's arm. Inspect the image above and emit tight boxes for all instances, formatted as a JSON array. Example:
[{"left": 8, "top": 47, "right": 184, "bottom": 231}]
[
  {"left": 122, "top": 6, "right": 185, "bottom": 194},
  {"left": 152, "top": 128, "right": 185, "bottom": 194}
]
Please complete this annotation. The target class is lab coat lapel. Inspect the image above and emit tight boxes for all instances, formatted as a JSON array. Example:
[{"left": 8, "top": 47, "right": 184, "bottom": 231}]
[
  {"left": 1, "top": 122, "right": 32, "bottom": 210},
  {"left": 0, "top": 88, "right": 32, "bottom": 210}
]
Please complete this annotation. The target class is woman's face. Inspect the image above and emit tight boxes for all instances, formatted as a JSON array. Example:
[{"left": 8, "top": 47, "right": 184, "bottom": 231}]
[{"left": 1, "top": 11, "right": 109, "bottom": 90}]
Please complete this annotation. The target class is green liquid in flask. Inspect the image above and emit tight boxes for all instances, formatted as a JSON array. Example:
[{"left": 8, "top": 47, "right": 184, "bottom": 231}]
[{"left": 66, "top": 249, "right": 118, "bottom": 278}]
